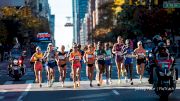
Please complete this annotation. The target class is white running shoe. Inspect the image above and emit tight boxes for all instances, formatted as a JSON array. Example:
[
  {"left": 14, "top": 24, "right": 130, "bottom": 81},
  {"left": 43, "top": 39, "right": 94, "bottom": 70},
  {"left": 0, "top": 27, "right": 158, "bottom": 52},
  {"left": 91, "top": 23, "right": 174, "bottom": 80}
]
[
  {"left": 139, "top": 79, "right": 142, "bottom": 84},
  {"left": 106, "top": 80, "right": 109, "bottom": 85},
  {"left": 118, "top": 79, "right": 121, "bottom": 84},
  {"left": 61, "top": 82, "right": 64, "bottom": 87},
  {"left": 47, "top": 81, "right": 51, "bottom": 87},
  {"left": 109, "top": 79, "right": 112, "bottom": 85},
  {"left": 125, "top": 76, "right": 128, "bottom": 83}
]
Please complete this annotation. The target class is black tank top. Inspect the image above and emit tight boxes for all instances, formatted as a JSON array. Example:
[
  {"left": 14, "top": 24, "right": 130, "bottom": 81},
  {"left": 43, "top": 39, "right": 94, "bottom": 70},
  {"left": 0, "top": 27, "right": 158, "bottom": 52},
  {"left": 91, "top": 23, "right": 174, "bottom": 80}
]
[{"left": 58, "top": 52, "right": 66, "bottom": 60}]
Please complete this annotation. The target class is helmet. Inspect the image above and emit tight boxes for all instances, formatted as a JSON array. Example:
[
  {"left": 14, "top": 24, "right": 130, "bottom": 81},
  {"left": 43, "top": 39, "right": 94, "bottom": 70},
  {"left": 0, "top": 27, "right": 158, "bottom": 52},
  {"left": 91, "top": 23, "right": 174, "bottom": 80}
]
[
  {"left": 125, "top": 39, "right": 130, "bottom": 45},
  {"left": 146, "top": 39, "right": 152, "bottom": 43},
  {"left": 137, "top": 41, "right": 142, "bottom": 45},
  {"left": 158, "top": 42, "right": 165, "bottom": 47}
]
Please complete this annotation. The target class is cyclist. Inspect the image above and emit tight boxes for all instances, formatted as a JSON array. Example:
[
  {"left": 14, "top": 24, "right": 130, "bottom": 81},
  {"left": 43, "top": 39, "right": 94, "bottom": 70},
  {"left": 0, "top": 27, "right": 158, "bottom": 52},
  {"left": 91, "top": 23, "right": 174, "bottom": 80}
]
[
  {"left": 112, "top": 36, "right": 125, "bottom": 84},
  {"left": 69, "top": 44, "right": 82, "bottom": 88},
  {"left": 134, "top": 41, "right": 147, "bottom": 84},
  {"left": 123, "top": 39, "right": 134, "bottom": 85},
  {"left": 30, "top": 47, "right": 43, "bottom": 87},
  {"left": 104, "top": 43, "right": 113, "bottom": 85},
  {"left": 84, "top": 44, "right": 95, "bottom": 87},
  {"left": 57, "top": 45, "right": 67, "bottom": 87},
  {"left": 95, "top": 41, "right": 106, "bottom": 86}
]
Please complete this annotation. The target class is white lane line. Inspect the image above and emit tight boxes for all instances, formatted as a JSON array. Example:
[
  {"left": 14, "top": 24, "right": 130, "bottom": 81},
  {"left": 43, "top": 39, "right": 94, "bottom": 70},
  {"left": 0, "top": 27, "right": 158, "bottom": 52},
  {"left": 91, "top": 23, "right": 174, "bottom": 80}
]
[
  {"left": 17, "top": 84, "right": 32, "bottom": 101},
  {"left": 1, "top": 81, "right": 13, "bottom": 94},
  {"left": 112, "top": 90, "right": 119, "bottom": 95},
  {"left": 0, "top": 96, "right": 4, "bottom": 100}
]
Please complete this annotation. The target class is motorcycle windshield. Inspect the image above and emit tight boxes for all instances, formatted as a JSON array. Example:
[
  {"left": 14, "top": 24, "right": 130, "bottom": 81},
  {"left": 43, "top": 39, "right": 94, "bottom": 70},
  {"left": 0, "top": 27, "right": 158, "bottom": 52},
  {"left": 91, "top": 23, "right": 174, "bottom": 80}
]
[
  {"left": 11, "top": 50, "right": 21, "bottom": 58},
  {"left": 157, "top": 60, "right": 172, "bottom": 69}
]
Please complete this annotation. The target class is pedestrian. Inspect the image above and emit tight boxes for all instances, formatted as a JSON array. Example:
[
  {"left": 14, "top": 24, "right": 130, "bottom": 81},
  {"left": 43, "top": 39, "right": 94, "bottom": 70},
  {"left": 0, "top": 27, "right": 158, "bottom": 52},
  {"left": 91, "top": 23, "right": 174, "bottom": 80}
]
[
  {"left": 112, "top": 36, "right": 125, "bottom": 84},
  {"left": 84, "top": 44, "right": 95, "bottom": 87},
  {"left": 30, "top": 47, "right": 43, "bottom": 87}
]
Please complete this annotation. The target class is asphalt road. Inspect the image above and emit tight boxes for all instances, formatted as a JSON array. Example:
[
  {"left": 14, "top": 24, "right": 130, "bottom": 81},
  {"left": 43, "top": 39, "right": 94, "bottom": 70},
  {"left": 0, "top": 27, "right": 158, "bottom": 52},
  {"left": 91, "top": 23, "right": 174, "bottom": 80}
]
[{"left": 0, "top": 57, "right": 180, "bottom": 101}]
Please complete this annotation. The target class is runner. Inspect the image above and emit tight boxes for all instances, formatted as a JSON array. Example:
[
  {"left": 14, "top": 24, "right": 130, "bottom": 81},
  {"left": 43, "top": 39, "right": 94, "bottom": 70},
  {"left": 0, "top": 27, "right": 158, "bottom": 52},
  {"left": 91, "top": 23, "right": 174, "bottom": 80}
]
[
  {"left": 46, "top": 43, "right": 57, "bottom": 87},
  {"left": 134, "top": 41, "right": 147, "bottom": 83},
  {"left": 57, "top": 45, "right": 67, "bottom": 87},
  {"left": 69, "top": 44, "right": 82, "bottom": 88},
  {"left": 123, "top": 39, "right": 134, "bottom": 85},
  {"left": 104, "top": 43, "right": 113, "bottom": 85},
  {"left": 112, "top": 36, "right": 125, "bottom": 84},
  {"left": 30, "top": 47, "right": 43, "bottom": 87},
  {"left": 42, "top": 47, "right": 50, "bottom": 87},
  {"left": 95, "top": 41, "right": 106, "bottom": 86},
  {"left": 84, "top": 44, "right": 95, "bottom": 87}
]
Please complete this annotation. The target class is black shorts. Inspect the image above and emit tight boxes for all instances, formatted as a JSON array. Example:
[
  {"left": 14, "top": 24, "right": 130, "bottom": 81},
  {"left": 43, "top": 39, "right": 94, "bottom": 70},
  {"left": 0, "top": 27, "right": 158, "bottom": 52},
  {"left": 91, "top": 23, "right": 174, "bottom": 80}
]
[
  {"left": 97, "top": 60, "right": 105, "bottom": 65},
  {"left": 48, "top": 61, "right": 57, "bottom": 68},
  {"left": 60, "top": 64, "right": 66, "bottom": 68},
  {"left": 87, "top": 64, "right": 94, "bottom": 67},
  {"left": 137, "top": 58, "right": 146, "bottom": 65}
]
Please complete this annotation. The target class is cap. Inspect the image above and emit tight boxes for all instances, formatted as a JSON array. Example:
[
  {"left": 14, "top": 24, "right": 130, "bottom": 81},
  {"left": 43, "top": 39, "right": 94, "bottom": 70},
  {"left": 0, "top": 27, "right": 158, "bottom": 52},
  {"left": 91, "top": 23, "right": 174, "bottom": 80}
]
[
  {"left": 146, "top": 39, "right": 152, "bottom": 43},
  {"left": 137, "top": 41, "right": 142, "bottom": 45},
  {"left": 48, "top": 43, "right": 53, "bottom": 46}
]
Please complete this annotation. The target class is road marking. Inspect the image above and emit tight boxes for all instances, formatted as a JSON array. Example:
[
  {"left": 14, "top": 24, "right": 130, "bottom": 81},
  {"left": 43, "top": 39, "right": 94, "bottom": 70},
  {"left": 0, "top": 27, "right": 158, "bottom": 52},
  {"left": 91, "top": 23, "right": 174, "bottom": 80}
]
[
  {"left": 0, "top": 81, "right": 13, "bottom": 94},
  {"left": 0, "top": 96, "right": 4, "bottom": 100},
  {"left": 112, "top": 90, "right": 119, "bottom": 95},
  {"left": 64, "top": 92, "right": 110, "bottom": 100},
  {"left": 17, "top": 84, "right": 32, "bottom": 101}
]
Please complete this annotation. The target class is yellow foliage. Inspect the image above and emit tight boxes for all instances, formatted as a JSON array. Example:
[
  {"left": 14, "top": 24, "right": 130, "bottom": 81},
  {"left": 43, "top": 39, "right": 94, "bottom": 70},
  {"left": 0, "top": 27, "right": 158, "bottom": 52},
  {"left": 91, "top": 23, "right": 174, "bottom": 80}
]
[{"left": 114, "top": 0, "right": 125, "bottom": 6}]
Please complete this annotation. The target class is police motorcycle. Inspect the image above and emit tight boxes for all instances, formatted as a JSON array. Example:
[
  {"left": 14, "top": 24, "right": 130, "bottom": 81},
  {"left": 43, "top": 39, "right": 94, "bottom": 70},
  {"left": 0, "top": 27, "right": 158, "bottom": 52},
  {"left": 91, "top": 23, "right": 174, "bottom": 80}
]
[
  {"left": 152, "top": 52, "right": 177, "bottom": 99},
  {"left": 7, "top": 48, "right": 26, "bottom": 80}
]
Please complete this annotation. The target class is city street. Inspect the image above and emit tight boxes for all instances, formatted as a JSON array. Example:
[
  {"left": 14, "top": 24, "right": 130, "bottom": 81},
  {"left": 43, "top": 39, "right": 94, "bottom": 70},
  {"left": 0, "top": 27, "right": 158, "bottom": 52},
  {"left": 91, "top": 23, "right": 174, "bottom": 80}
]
[{"left": 0, "top": 57, "right": 180, "bottom": 101}]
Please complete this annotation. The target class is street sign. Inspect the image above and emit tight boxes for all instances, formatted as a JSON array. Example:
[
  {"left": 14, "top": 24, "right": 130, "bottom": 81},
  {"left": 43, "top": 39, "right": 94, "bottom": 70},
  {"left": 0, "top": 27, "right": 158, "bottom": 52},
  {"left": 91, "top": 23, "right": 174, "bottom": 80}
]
[{"left": 163, "top": 2, "right": 180, "bottom": 8}]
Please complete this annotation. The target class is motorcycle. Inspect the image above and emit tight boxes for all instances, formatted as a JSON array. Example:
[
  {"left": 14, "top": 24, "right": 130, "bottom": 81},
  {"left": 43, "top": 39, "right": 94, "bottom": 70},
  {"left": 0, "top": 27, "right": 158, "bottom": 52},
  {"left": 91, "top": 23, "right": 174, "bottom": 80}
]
[
  {"left": 8, "top": 49, "right": 26, "bottom": 80},
  {"left": 152, "top": 55, "right": 177, "bottom": 99}
]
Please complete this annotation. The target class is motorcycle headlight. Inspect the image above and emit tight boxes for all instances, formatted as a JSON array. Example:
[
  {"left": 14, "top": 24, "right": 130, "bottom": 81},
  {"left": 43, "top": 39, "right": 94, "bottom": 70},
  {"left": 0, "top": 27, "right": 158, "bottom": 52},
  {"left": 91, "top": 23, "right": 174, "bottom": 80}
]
[
  {"left": 166, "top": 71, "right": 171, "bottom": 76},
  {"left": 13, "top": 59, "right": 18, "bottom": 64},
  {"left": 159, "top": 71, "right": 164, "bottom": 76},
  {"left": 149, "top": 53, "right": 153, "bottom": 57}
]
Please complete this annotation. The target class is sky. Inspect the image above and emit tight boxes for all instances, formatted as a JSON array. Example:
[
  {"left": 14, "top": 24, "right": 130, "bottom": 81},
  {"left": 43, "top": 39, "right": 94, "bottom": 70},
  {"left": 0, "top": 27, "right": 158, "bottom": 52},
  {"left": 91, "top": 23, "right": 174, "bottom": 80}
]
[{"left": 49, "top": 0, "right": 73, "bottom": 51}]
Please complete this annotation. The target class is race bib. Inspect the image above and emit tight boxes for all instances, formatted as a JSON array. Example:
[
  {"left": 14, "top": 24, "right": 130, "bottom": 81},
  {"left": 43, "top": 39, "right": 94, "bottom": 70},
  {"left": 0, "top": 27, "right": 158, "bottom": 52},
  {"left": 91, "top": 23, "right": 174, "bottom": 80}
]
[
  {"left": 59, "top": 56, "right": 65, "bottom": 60},
  {"left": 97, "top": 55, "right": 104, "bottom": 60},
  {"left": 105, "top": 56, "right": 111, "bottom": 60},
  {"left": 88, "top": 55, "right": 93, "bottom": 58},
  {"left": 138, "top": 53, "right": 145, "bottom": 58},
  {"left": 117, "top": 52, "right": 123, "bottom": 56},
  {"left": 74, "top": 56, "right": 80, "bottom": 60}
]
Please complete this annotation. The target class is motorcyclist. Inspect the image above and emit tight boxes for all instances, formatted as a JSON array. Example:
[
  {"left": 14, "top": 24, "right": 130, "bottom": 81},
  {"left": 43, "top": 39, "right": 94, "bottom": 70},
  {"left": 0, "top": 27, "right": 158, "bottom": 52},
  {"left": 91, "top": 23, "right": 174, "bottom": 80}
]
[{"left": 149, "top": 40, "right": 178, "bottom": 84}]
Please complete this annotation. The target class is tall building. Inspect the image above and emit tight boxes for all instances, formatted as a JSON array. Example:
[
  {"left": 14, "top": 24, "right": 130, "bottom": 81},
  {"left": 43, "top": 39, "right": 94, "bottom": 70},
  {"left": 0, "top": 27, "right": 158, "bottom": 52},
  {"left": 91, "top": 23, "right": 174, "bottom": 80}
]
[
  {"left": 0, "top": 0, "right": 25, "bottom": 8},
  {"left": 49, "top": 15, "right": 55, "bottom": 45},
  {"left": 28, "top": 0, "right": 50, "bottom": 18},
  {"left": 72, "top": 0, "right": 88, "bottom": 44}
]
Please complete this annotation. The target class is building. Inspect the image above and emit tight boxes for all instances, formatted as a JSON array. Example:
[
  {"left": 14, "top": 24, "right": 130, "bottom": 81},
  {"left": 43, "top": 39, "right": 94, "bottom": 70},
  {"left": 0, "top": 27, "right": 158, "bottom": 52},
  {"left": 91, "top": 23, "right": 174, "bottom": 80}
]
[
  {"left": 27, "top": 0, "right": 50, "bottom": 18},
  {"left": 49, "top": 14, "right": 55, "bottom": 45},
  {"left": 72, "top": 0, "right": 88, "bottom": 44},
  {"left": 0, "top": 0, "right": 25, "bottom": 8},
  {"left": 80, "top": 13, "right": 90, "bottom": 46}
]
